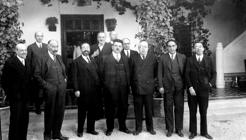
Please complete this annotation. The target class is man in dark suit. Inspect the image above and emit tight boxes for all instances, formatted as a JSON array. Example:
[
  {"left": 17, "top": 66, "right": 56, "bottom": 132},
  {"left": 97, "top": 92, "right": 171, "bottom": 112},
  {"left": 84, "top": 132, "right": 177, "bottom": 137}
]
[
  {"left": 101, "top": 39, "right": 131, "bottom": 136},
  {"left": 122, "top": 38, "right": 138, "bottom": 60},
  {"left": 131, "top": 40, "right": 157, "bottom": 136},
  {"left": 185, "top": 42, "right": 215, "bottom": 139},
  {"left": 26, "top": 31, "right": 48, "bottom": 114},
  {"left": 34, "top": 40, "right": 68, "bottom": 140},
  {"left": 72, "top": 43, "right": 101, "bottom": 137},
  {"left": 2, "top": 43, "right": 31, "bottom": 140},
  {"left": 158, "top": 40, "right": 186, "bottom": 137},
  {"left": 90, "top": 32, "right": 112, "bottom": 65}
]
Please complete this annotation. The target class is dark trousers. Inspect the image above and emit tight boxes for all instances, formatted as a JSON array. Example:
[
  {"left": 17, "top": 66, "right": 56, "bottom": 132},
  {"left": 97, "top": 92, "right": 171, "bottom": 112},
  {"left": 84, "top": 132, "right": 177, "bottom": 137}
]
[
  {"left": 104, "top": 86, "right": 128, "bottom": 131},
  {"left": 44, "top": 84, "right": 66, "bottom": 138},
  {"left": 77, "top": 104, "right": 96, "bottom": 133},
  {"left": 164, "top": 88, "right": 184, "bottom": 132},
  {"left": 9, "top": 100, "right": 29, "bottom": 140},
  {"left": 133, "top": 94, "right": 154, "bottom": 131},
  {"left": 188, "top": 94, "right": 209, "bottom": 135}
]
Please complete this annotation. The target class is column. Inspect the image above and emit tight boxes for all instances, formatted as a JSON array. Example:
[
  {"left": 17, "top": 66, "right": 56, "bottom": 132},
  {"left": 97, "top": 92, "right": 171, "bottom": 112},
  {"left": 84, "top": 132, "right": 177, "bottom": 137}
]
[{"left": 216, "top": 42, "right": 225, "bottom": 88}]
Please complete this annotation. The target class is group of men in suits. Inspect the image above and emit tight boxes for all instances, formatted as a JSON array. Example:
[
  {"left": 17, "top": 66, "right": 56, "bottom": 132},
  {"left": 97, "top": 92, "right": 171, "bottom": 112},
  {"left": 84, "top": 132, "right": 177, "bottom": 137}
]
[
  {"left": 2, "top": 32, "right": 69, "bottom": 140},
  {"left": 1, "top": 30, "right": 215, "bottom": 140}
]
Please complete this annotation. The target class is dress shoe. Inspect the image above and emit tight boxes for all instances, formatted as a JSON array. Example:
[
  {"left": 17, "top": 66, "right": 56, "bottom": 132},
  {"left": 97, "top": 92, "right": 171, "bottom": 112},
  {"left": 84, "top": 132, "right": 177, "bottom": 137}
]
[
  {"left": 52, "top": 135, "right": 69, "bottom": 140},
  {"left": 119, "top": 128, "right": 132, "bottom": 134},
  {"left": 133, "top": 130, "right": 141, "bottom": 135},
  {"left": 176, "top": 130, "right": 184, "bottom": 137},
  {"left": 77, "top": 132, "right": 83, "bottom": 137},
  {"left": 105, "top": 130, "right": 113, "bottom": 136},
  {"left": 201, "top": 134, "right": 213, "bottom": 139},
  {"left": 148, "top": 130, "right": 156, "bottom": 135},
  {"left": 189, "top": 133, "right": 197, "bottom": 139},
  {"left": 87, "top": 130, "right": 99, "bottom": 135},
  {"left": 166, "top": 131, "right": 172, "bottom": 137}
]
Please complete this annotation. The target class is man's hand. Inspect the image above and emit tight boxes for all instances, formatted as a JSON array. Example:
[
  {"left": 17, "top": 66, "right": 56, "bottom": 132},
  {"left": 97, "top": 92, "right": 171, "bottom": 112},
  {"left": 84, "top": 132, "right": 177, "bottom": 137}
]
[
  {"left": 91, "top": 49, "right": 100, "bottom": 58},
  {"left": 159, "top": 87, "right": 165, "bottom": 94},
  {"left": 75, "top": 91, "right": 80, "bottom": 97},
  {"left": 189, "top": 87, "right": 196, "bottom": 96}
]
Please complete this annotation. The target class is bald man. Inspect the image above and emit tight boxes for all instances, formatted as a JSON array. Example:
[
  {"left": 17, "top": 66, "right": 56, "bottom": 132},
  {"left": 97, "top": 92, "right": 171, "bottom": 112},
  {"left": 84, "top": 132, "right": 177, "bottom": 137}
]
[
  {"left": 131, "top": 41, "right": 158, "bottom": 135},
  {"left": 34, "top": 40, "right": 68, "bottom": 140},
  {"left": 2, "top": 43, "right": 31, "bottom": 140},
  {"left": 26, "top": 31, "right": 48, "bottom": 114}
]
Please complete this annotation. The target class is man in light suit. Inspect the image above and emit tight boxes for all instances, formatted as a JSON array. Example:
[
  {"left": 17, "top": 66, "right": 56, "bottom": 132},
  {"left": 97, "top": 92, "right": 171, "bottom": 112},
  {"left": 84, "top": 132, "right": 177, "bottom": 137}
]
[
  {"left": 34, "top": 40, "right": 68, "bottom": 140},
  {"left": 2, "top": 43, "right": 31, "bottom": 140},
  {"left": 131, "top": 40, "right": 158, "bottom": 135},
  {"left": 101, "top": 39, "right": 131, "bottom": 136},
  {"left": 185, "top": 42, "right": 215, "bottom": 139},
  {"left": 158, "top": 40, "right": 186, "bottom": 137},
  {"left": 72, "top": 43, "right": 101, "bottom": 137},
  {"left": 26, "top": 31, "right": 48, "bottom": 114}
]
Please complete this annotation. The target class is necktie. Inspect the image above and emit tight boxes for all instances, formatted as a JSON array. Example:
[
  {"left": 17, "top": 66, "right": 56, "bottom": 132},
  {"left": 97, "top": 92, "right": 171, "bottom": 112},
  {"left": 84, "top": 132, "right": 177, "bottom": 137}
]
[
  {"left": 87, "top": 56, "right": 91, "bottom": 63},
  {"left": 127, "top": 51, "right": 130, "bottom": 58},
  {"left": 171, "top": 54, "right": 174, "bottom": 60},
  {"left": 22, "top": 59, "right": 25, "bottom": 66},
  {"left": 116, "top": 54, "right": 120, "bottom": 62},
  {"left": 142, "top": 55, "right": 145, "bottom": 60},
  {"left": 40, "top": 44, "right": 42, "bottom": 48}
]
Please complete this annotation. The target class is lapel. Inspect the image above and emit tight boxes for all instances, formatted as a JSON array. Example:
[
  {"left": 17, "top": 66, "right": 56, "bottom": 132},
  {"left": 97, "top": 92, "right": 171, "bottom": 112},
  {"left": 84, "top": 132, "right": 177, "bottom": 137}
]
[
  {"left": 140, "top": 51, "right": 151, "bottom": 69},
  {"left": 13, "top": 55, "right": 25, "bottom": 73},
  {"left": 176, "top": 53, "right": 183, "bottom": 74},
  {"left": 192, "top": 55, "right": 200, "bottom": 70},
  {"left": 165, "top": 54, "right": 172, "bottom": 72},
  {"left": 55, "top": 55, "right": 66, "bottom": 77}
]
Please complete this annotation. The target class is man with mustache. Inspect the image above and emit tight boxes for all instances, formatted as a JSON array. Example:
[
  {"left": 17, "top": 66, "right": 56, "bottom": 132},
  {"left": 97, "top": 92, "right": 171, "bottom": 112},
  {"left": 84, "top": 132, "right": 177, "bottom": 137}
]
[
  {"left": 2, "top": 43, "right": 31, "bottom": 140},
  {"left": 101, "top": 39, "right": 131, "bottom": 136},
  {"left": 72, "top": 43, "right": 101, "bottom": 137},
  {"left": 34, "top": 40, "right": 68, "bottom": 140}
]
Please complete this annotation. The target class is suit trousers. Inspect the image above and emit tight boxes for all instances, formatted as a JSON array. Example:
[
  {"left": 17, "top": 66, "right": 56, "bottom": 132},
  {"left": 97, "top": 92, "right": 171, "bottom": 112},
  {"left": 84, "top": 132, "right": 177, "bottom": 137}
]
[
  {"left": 133, "top": 94, "right": 154, "bottom": 131},
  {"left": 44, "top": 83, "right": 66, "bottom": 138},
  {"left": 104, "top": 85, "right": 128, "bottom": 131},
  {"left": 9, "top": 100, "right": 29, "bottom": 140},
  {"left": 77, "top": 103, "right": 96, "bottom": 133},
  {"left": 164, "top": 88, "right": 184, "bottom": 132},
  {"left": 188, "top": 94, "right": 209, "bottom": 135}
]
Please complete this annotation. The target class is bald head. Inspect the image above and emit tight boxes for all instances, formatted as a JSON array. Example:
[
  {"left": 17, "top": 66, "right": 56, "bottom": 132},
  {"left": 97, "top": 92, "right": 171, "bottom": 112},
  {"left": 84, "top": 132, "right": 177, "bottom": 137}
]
[
  {"left": 15, "top": 43, "right": 27, "bottom": 59},
  {"left": 35, "top": 31, "right": 44, "bottom": 43},
  {"left": 97, "top": 32, "right": 106, "bottom": 44},
  {"left": 110, "top": 31, "right": 118, "bottom": 41},
  {"left": 48, "top": 40, "right": 58, "bottom": 55}
]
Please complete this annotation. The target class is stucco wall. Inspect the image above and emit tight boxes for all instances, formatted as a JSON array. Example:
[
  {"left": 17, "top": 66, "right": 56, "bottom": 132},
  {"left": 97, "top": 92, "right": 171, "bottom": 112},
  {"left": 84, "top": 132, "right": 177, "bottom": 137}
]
[
  {"left": 204, "top": 0, "right": 245, "bottom": 52},
  {"left": 18, "top": 0, "right": 140, "bottom": 54}
]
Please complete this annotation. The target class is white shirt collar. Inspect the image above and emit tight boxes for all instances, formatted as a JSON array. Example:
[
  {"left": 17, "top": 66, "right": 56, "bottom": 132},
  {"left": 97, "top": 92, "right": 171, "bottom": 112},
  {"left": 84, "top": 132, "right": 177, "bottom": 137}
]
[
  {"left": 112, "top": 51, "right": 121, "bottom": 60},
  {"left": 81, "top": 54, "right": 90, "bottom": 63},
  {"left": 16, "top": 55, "right": 25, "bottom": 65},
  {"left": 169, "top": 52, "right": 176, "bottom": 59},
  {"left": 48, "top": 51, "right": 55, "bottom": 61},
  {"left": 36, "top": 42, "right": 42, "bottom": 48},
  {"left": 124, "top": 49, "right": 130, "bottom": 56},
  {"left": 196, "top": 54, "right": 203, "bottom": 60}
]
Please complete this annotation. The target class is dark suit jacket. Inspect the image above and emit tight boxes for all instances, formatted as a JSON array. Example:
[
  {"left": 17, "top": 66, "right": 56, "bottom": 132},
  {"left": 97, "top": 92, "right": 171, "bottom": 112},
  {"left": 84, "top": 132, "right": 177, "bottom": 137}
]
[
  {"left": 26, "top": 43, "right": 48, "bottom": 75},
  {"left": 90, "top": 42, "right": 112, "bottom": 65},
  {"left": 1, "top": 55, "right": 31, "bottom": 102},
  {"left": 34, "top": 52, "right": 67, "bottom": 91},
  {"left": 158, "top": 53, "right": 186, "bottom": 90},
  {"left": 185, "top": 55, "right": 216, "bottom": 96},
  {"left": 131, "top": 50, "right": 158, "bottom": 95},
  {"left": 72, "top": 56, "right": 100, "bottom": 95},
  {"left": 101, "top": 53, "right": 130, "bottom": 93}
]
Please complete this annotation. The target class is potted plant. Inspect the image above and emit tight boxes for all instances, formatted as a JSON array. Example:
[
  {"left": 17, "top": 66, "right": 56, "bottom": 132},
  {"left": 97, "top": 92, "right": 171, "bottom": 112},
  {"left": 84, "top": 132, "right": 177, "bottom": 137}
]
[
  {"left": 105, "top": 18, "right": 117, "bottom": 32},
  {"left": 46, "top": 17, "right": 58, "bottom": 31}
]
